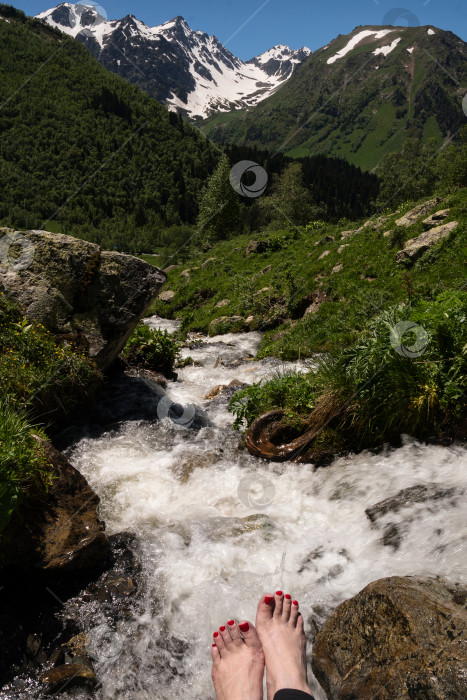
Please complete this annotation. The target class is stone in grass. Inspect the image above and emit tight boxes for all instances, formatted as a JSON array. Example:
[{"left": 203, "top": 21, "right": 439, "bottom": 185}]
[
  {"left": 318, "top": 250, "right": 330, "bottom": 259},
  {"left": 201, "top": 257, "right": 216, "bottom": 269},
  {"left": 422, "top": 209, "right": 450, "bottom": 228},
  {"left": 209, "top": 315, "right": 244, "bottom": 335},
  {"left": 337, "top": 244, "right": 349, "bottom": 253},
  {"left": 395, "top": 197, "right": 442, "bottom": 227},
  {"left": 158, "top": 290, "right": 175, "bottom": 301},
  {"left": 245, "top": 239, "right": 270, "bottom": 255},
  {"left": 395, "top": 221, "right": 458, "bottom": 262},
  {"left": 311, "top": 575, "right": 467, "bottom": 700},
  {"left": 216, "top": 299, "right": 230, "bottom": 308},
  {"left": 332, "top": 263, "right": 343, "bottom": 274}
]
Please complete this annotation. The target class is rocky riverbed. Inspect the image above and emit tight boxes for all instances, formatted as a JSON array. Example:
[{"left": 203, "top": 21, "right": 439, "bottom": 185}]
[{"left": 2, "top": 317, "right": 462, "bottom": 699}]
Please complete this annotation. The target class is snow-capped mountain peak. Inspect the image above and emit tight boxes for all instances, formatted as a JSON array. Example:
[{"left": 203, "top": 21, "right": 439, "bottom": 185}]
[{"left": 36, "top": 3, "right": 311, "bottom": 119}]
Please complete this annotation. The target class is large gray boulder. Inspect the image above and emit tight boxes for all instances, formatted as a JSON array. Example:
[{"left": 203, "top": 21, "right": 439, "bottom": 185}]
[
  {"left": 311, "top": 575, "right": 467, "bottom": 699},
  {"left": 395, "top": 197, "right": 442, "bottom": 227},
  {"left": 395, "top": 221, "right": 458, "bottom": 262},
  {"left": 0, "top": 229, "right": 166, "bottom": 370}
]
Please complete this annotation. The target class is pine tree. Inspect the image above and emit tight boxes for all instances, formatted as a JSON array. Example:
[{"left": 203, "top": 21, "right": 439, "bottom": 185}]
[{"left": 195, "top": 154, "right": 240, "bottom": 246}]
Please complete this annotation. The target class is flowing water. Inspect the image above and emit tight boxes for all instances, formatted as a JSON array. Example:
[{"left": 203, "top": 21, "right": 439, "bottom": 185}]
[{"left": 57, "top": 317, "right": 466, "bottom": 699}]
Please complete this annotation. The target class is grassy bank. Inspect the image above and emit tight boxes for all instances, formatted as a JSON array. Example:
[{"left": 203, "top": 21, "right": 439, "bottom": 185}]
[
  {"left": 228, "top": 292, "right": 466, "bottom": 455},
  {"left": 0, "top": 292, "right": 100, "bottom": 532},
  {"left": 148, "top": 190, "right": 466, "bottom": 359}
]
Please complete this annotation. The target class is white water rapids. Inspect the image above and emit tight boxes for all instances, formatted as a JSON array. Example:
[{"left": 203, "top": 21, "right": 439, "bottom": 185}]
[{"left": 61, "top": 317, "right": 467, "bottom": 699}]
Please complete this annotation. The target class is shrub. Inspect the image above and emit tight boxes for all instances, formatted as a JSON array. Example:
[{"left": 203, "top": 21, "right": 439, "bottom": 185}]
[{"left": 123, "top": 324, "right": 180, "bottom": 377}]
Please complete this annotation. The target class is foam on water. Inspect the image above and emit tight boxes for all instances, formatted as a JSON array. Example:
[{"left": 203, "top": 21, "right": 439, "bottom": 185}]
[{"left": 63, "top": 317, "right": 467, "bottom": 699}]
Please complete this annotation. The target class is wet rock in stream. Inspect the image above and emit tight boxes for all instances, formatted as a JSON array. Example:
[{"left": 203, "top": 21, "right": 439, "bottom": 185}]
[
  {"left": 312, "top": 575, "right": 467, "bottom": 699},
  {"left": 0, "top": 533, "right": 142, "bottom": 696},
  {"left": 365, "top": 483, "right": 465, "bottom": 550}
]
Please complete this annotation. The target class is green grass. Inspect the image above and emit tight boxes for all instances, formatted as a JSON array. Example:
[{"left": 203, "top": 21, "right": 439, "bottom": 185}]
[
  {"left": 228, "top": 291, "right": 467, "bottom": 454},
  {"left": 0, "top": 292, "right": 101, "bottom": 532},
  {"left": 148, "top": 189, "right": 467, "bottom": 360},
  {"left": 0, "top": 401, "right": 52, "bottom": 533}
]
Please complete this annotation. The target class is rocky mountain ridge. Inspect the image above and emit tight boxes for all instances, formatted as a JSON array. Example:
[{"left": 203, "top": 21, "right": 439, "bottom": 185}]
[{"left": 36, "top": 3, "right": 311, "bottom": 119}]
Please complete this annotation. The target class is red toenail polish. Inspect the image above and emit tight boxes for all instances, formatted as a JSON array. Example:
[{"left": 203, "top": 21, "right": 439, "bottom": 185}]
[
  {"left": 213, "top": 631, "right": 219, "bottom": 637},
  {"left": 227, "top": 620, "right": 235, "bottom": 626},
  {"left": 293, "top": 600, "right": 299, "bottom": 606},
  {"left": 265, "top": 596, "right": 274, "bottom": 605},
  {"left": 285, "top": 594, "right": 291, "bottom": 599},
  {"left": 239, "top": 622, "right": 249, "bottom": 632},
  {"left": 276, "top": 590, "right": 283, "bottom": 596},
  {"left": 219, "top": 625, "right": 226, "bottom": 632},
  {"left": 212, "top": 643, "right": 216, "bottom": 647}
]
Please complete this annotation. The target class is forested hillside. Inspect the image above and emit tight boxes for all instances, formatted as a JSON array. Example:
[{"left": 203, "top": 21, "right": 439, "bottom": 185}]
[
  {"left": 0, "top": 5, "right": 219, "bottom": 251},
  {"left": 0, "top": 5, "right": 380, "bottom": 254}
]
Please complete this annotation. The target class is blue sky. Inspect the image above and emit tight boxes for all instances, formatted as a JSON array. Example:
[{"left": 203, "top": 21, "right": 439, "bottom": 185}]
[{"left": 16, "top": 0, "right": 467, "bottom": 60}]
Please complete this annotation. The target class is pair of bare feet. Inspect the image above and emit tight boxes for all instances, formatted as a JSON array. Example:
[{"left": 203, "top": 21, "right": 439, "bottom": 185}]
[{"left": 211, "top": 591, "right": 313, "bottom": 700}]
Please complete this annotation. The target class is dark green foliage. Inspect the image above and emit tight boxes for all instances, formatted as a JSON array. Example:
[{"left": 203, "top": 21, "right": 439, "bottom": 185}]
[
  {"left": 0, "top": 6, "right": 219, "bottom": 251},
  {"left": 122, "top": 324, "right": 180, "bottom": 377},
  {"left": 223, "top": 144, "right": 380, "bottom": 222},
  {"left": 0, "top": 291, "right": 100, "bottom": 531},
  {"left": 258, "top": 162, "right": 315, "bottom": 228},
  {"left": 195, "top": 154, "right": 240, "bottom": 245},
  {"left": 376, "top": 138, "right": 439, "bottom": 208}
]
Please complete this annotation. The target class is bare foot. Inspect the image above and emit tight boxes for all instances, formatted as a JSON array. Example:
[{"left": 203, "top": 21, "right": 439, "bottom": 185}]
[
  {"left": 256, "top": 591, "right": 313, "bottom": 700},
  {"left": 211, "top": 618, "right": 265, "bottom": 700}
]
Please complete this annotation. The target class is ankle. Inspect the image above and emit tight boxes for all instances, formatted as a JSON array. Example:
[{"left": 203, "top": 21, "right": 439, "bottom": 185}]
[{"left": 268, "top": 678, "right": 312, "bottom": 696}]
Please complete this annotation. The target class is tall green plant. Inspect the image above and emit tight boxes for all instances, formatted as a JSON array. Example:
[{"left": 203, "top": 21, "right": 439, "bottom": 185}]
[{"left": 195, "top": 154, "right": 240, "bottom": 246}]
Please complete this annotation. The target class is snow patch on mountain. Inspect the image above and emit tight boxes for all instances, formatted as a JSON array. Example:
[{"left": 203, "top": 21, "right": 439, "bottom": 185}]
[
  {"left": 373, "top": 37, "right": 401, "bottom": 57},
  {"left": 36, "top": 3, "right": 311, "bottom": 119},
  {"left": 327, "top": 28, "right": 394, "bottom": 64},
  {"left": 428, "top": 28, "right": 435, "bottom": 35}
]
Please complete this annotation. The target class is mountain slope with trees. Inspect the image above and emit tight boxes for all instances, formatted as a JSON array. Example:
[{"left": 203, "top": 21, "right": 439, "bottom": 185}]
[
  {"left": 202, "top": 24, "right": 467, "bottom": 170},
  {"left": 0, "top": 5, "right": 380, "bottom": 255},
  {"left": 0, "top": 5, "right": 220, "bottom": 251}
]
